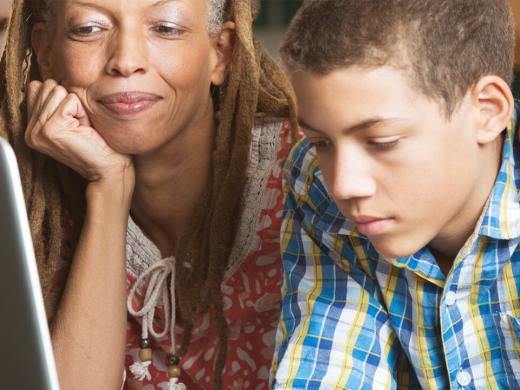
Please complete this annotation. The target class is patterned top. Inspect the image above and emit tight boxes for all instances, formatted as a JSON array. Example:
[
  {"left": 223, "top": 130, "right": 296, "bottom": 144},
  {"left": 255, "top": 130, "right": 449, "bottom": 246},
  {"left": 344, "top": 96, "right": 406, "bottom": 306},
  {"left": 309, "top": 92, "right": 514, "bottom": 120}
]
[
  {"left": 271, "top": 107, "right": 520, "bottom": 389},
  {"left": 125, "top": 117, "right": 293, "bottom": 389}
]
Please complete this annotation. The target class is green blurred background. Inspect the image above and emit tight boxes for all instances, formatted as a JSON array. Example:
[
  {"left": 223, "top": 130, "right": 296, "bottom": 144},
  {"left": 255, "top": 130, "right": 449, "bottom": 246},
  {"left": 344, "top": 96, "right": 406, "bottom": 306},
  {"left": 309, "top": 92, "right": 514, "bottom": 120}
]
[
  {"left": 254, "top": 0, "right": 303, "bottom": 57},
  {"left": 255, "top": 0, "right": 303, "bottom": 27}
]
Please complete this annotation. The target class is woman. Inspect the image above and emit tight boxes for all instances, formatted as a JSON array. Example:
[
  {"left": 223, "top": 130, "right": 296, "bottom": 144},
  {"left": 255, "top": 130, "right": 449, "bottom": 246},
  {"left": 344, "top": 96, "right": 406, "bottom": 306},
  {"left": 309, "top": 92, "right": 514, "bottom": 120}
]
[
  {"left": 0, "top": 0, "right": 13, "bottom": 57},
  {"left": 0, "top": 0, "right": 296, "bottom": 388}
]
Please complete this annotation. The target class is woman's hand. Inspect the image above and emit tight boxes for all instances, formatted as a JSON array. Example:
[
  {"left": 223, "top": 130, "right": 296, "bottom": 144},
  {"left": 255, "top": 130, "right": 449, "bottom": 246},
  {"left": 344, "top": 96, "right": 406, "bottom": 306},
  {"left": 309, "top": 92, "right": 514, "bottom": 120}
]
[
  {"left": 25, "top": 79, "right": 133, "bottom": 184},
  {"left": 26, "top": 80, "right": 132, "bottom": 389}
]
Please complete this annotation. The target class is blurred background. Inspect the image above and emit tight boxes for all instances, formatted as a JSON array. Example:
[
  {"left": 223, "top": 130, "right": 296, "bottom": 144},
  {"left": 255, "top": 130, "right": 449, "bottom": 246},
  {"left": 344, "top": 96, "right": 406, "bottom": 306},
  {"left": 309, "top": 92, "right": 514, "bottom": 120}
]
[
  {"left": 511, "top": 0, "right": 520, "bottom": 96},
  {"left": 254, "top": 0, "right": 303, "bottom": 56},
  {"left": 255, "top": 0, "right": 520, "bottom": 97}
]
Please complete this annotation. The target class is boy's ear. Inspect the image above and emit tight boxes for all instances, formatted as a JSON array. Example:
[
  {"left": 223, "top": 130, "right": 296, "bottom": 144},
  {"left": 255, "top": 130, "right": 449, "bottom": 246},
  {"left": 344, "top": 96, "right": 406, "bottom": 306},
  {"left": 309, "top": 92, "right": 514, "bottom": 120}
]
[
  {"left": 210, "top": 21, "right": 235, "bottom": 86},
  {"left": 31, "top": 22, "right": 53, "bottom": 79},
  {"left": 471, "top": 75, "right": 514, "bottom": 145}
]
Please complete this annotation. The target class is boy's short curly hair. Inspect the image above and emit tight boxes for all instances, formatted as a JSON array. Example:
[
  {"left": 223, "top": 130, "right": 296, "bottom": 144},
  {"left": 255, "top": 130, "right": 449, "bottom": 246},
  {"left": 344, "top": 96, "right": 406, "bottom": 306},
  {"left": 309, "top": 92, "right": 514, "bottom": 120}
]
[{"left": 281, "top": 0, "right": 515, "bottom": 115}]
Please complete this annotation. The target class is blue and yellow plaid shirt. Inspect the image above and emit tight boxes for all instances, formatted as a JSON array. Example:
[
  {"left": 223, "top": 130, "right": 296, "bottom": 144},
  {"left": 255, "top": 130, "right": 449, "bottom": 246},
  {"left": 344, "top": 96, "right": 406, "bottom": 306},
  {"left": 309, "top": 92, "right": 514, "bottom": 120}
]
[{"left": 271, "top": 107, "right": 520, "bottom": 389}]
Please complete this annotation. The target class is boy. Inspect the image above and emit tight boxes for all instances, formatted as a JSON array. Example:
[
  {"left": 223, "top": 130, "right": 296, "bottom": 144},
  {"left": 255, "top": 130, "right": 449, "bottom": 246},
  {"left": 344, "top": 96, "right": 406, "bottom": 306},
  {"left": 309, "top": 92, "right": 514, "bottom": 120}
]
[{"left": 271, "top": 0, "right": 519, "bottom": 389}]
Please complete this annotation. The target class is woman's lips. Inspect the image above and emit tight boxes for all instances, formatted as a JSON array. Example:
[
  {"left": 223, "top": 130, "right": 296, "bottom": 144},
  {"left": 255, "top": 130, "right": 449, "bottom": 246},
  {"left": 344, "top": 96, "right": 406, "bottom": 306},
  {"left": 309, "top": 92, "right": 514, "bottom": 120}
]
[{"left": 98, "top": 92, "right": 162, "bottom": 117}]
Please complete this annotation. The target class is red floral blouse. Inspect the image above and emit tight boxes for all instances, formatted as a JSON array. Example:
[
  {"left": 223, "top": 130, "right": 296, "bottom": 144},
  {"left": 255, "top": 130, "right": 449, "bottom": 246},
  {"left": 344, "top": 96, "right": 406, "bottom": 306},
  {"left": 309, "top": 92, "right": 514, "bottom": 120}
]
[{"left": 123, "top": 118, "right": 292, "bottom": 389}]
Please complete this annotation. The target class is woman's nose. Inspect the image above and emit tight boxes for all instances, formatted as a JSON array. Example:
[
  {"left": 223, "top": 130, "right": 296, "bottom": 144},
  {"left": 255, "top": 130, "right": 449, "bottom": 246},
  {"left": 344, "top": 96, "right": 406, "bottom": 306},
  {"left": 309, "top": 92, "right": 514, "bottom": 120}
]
[{"left": 105, "top": 28, "right": 148, "bottom": 77}]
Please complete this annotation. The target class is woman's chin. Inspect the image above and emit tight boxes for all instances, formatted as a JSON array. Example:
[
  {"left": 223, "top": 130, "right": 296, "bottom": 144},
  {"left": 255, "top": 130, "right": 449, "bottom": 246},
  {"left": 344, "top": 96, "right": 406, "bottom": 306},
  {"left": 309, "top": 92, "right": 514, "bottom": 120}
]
[
  {"left": 93, "top": 125, "right": 154, "bottom": 155},
  {"left": 101, "top": 134, "right": 152, "bottom": 156}
]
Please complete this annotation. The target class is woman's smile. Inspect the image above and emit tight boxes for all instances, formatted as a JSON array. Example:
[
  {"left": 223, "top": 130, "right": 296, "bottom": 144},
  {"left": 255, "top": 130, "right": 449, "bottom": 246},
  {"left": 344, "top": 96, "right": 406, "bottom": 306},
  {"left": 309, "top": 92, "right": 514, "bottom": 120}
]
[{"left": 97, "top": 91, "right": 163, "bottom": 118}]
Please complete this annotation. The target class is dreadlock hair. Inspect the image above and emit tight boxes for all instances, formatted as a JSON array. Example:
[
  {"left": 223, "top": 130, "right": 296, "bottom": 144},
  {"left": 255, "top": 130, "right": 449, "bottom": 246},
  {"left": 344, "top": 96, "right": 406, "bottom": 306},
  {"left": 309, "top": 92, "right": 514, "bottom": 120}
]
[{"left": 0, "top": 0, "right": 297, "bottom": 388}]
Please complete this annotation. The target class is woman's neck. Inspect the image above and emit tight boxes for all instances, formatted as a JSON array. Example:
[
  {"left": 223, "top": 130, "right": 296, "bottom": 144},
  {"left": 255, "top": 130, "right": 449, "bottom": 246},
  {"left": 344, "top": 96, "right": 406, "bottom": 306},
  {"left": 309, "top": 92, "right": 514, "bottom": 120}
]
[{"left": 130, "top": 109, "right": 216, "bottom": 257}]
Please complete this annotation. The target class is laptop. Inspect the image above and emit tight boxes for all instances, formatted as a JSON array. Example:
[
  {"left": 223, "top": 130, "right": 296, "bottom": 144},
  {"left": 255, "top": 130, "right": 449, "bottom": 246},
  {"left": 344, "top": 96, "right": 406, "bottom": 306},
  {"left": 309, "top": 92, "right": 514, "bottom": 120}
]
[{"left": 0, "top": 137, "right": 60, "bottom": 389}]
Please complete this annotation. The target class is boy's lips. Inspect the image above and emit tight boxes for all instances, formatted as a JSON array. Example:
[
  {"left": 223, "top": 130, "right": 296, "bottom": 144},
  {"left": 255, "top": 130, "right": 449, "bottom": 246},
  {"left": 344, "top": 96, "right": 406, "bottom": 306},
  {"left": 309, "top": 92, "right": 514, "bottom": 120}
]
[
  {"left": 98, "top": 92, "right": 162, "bottom": 117},
  {"left": 349, "top": 215, "right": 394, "bottom": 236}
]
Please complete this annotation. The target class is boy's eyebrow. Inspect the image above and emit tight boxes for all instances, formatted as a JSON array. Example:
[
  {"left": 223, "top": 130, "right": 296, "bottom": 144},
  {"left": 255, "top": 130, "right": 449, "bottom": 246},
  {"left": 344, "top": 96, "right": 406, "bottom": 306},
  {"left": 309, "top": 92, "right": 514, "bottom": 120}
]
[
  {"left": 297, "top": 117, "right": 404, "bottom": 135},
  {"left": 151, "top": 0, "right": 179, "bottom": 7}
]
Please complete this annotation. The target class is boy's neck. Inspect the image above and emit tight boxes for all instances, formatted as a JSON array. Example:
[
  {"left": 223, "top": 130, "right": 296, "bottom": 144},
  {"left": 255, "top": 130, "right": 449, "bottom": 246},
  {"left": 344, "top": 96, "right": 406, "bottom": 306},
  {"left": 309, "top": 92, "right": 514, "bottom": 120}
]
[{"left": 428, "top": 134, "right": 505, "bottom": 277}]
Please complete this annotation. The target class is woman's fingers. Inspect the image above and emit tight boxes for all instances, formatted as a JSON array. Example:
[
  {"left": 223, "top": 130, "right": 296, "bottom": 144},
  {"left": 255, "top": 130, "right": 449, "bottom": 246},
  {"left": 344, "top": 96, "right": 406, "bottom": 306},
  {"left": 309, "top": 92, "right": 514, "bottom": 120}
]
[
  {"left": 25, "top": 80, "right": 42, "bottom": 116},
  {"left": 24, "top": 80, "right": 132, "bottom": 182},
  {"left": 58, "top": 92, "right": 90, "bottom": 128},
  {"left": 26, "top": 82, "right": 88, "bottom": 149},
  {"left": 25, "top": 79, "right": 64, "bottom": 146},
  {"left": 31, "top": 79, "right": 59, "bottom": 119}
]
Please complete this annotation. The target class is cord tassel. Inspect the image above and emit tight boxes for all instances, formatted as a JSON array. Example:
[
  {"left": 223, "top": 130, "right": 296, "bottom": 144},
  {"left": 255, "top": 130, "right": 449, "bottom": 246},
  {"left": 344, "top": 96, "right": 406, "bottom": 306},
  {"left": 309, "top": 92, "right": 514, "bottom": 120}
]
[
  {"left": 129, "top": 360, "right": 152, "bottom": 381},
  {"left": 169, "top": 377, "right": 187, "bottom": 390},
  {"left": 130, "top": 338, "right": 153, "bottom": 380}
]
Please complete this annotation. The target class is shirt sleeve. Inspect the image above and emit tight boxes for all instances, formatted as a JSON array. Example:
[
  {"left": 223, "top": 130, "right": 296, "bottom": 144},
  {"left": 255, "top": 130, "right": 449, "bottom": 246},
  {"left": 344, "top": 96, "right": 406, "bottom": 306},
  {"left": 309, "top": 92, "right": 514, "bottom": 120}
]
[{"left": 270, "top": 140, "right": 405, "bottom": 389}]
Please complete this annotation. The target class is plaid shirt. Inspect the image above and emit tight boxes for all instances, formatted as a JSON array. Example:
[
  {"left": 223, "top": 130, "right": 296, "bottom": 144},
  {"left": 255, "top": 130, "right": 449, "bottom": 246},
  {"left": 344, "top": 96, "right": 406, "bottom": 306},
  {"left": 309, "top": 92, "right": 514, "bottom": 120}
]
[{"left": 271, "top": 106, "right": 520, "bottom": 389}]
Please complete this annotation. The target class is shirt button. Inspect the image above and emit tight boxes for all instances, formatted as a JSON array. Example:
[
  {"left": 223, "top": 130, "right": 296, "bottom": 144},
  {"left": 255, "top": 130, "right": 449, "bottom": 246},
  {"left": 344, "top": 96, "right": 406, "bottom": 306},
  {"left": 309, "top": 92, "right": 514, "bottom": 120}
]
[
  {"left": 456, "top": 370, "right": 471, "bottom": 387},
  {"left": 445, "top": 291, "right": 457, "bottom": 306}
]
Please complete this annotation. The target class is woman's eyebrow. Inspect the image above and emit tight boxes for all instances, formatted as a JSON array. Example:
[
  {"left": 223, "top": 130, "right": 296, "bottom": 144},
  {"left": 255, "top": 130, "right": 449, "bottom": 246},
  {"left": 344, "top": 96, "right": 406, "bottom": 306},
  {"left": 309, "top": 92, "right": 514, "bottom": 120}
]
[{"left": 151, "top": 0, "right": 180, "bottom": 8}]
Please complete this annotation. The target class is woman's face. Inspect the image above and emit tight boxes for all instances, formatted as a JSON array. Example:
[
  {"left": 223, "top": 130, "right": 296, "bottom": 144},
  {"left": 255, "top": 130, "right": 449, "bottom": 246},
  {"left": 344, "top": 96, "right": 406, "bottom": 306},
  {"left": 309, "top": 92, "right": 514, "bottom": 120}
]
[
  {"left": 32, "top": 0, "right": 231, "bottom": 155},
  {"left": 0, "top": 0, "right": 13, "bottom": 57}
]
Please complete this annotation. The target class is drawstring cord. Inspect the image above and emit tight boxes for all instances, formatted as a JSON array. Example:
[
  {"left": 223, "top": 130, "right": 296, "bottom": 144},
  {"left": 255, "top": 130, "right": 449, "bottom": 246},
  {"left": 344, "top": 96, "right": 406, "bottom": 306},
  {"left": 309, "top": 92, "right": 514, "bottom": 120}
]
[{"left": 127, "top": 257, "right": 185, "bottom": 389}]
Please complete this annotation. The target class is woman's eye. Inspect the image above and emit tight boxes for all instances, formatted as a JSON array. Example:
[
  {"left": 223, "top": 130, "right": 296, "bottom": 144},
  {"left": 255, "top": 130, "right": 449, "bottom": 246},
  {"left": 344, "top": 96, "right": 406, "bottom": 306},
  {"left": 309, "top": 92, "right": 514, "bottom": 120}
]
[
  {"left": 70, "top": 23, "right": 104, "bottom": 36},
  {"left": 309, "top": 139, "right": 332, "bottom": 152},
  {"left": 152, "top": 23, "right": 184, "bottom": 36},
  {"left": 368, "top": 138, "right": 400, "bottom": 150}
]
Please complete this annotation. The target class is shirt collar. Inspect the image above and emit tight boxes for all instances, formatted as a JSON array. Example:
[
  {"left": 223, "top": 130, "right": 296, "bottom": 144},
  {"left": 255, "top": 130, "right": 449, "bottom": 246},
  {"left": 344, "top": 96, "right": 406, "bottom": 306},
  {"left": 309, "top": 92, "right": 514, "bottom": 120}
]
[{"left": 310, "top": 168, "right": 361, "bottom": 236}]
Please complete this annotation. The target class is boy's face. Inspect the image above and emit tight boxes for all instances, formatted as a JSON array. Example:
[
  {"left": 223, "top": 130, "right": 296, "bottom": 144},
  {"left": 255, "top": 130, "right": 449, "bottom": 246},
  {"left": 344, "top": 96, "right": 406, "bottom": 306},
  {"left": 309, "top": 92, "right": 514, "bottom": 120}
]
[{"left": 292, "top": 66, "right": 486, "bottom": 259}]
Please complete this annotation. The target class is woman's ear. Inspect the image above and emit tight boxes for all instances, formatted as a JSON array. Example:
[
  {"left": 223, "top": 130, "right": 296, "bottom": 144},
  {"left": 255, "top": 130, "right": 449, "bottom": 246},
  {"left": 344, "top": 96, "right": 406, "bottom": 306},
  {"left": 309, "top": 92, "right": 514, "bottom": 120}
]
[
  {"left": 210, "top": 21, "right": 236, "bottom": 86},
  {"left": 471, "top": 75, "right": 514, "bottom": 145},
  {"left": 31, "top": 22, "right": 53, "bottom": 79}
]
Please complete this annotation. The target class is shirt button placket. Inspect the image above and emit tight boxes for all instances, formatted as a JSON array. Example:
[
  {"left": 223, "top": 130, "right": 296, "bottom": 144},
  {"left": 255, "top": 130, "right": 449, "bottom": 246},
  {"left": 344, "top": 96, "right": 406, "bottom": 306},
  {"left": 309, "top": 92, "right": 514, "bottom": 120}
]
[
  {"left": 456, "top": 370, "right": 472, "bottom": 387},
  {"left": 442, "top": 289, "right": 462, "bottom": 388}
]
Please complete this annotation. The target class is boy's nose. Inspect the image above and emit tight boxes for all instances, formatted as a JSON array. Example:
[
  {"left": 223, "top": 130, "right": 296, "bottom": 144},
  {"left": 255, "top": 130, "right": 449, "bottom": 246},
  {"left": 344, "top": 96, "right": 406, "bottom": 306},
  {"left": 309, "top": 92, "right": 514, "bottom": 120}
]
[{"left": 330, "top": 151, "right": 376, "bottom": 201}]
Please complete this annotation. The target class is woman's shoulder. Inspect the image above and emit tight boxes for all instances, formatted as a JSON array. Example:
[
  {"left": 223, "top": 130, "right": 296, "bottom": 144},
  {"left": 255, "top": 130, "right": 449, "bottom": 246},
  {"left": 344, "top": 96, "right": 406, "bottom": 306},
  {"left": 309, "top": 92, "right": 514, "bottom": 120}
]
[
  {"left": 251, "top": 114, "right": 293, "bottom": 158},
  {"left": 243, "top": 115, "right": 291, "bottom": 217},
  {"left": 223, "top": 116, "right": 293, "bottom": 280}
]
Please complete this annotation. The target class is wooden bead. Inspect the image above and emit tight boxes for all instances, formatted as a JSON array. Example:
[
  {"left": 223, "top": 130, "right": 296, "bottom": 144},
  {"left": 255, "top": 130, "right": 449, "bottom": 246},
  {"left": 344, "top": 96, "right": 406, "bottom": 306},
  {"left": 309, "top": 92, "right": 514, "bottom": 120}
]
[
  {"left": 167, "top": 365, "right": 181, "bottom": 378},
  {"left": 139, "top": 347, "right": 153, "bottom": 362}
]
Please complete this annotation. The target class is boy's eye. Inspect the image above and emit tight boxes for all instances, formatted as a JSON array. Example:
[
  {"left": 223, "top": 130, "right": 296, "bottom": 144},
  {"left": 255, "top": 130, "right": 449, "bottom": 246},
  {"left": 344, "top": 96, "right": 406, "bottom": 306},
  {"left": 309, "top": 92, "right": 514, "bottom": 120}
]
[
  {"left": 368, "top": 137, "right": 400, "bottom": 150},
  {"left": 309, "top": 139, "right": 332, "bottom": 152}
]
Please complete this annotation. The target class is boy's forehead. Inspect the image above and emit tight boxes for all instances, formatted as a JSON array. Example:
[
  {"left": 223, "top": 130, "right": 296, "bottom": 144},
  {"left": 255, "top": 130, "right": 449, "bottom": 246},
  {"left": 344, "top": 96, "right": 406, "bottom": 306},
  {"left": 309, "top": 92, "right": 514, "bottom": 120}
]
[
  {"left": 291, "top": 66, "right": 430, "bottom": 115},
  {"left": 291, "top": 64, "right": 417, "bottom": 96},
  {"left": 289, "top": 64, "right": 464, "bottom": 137}
]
